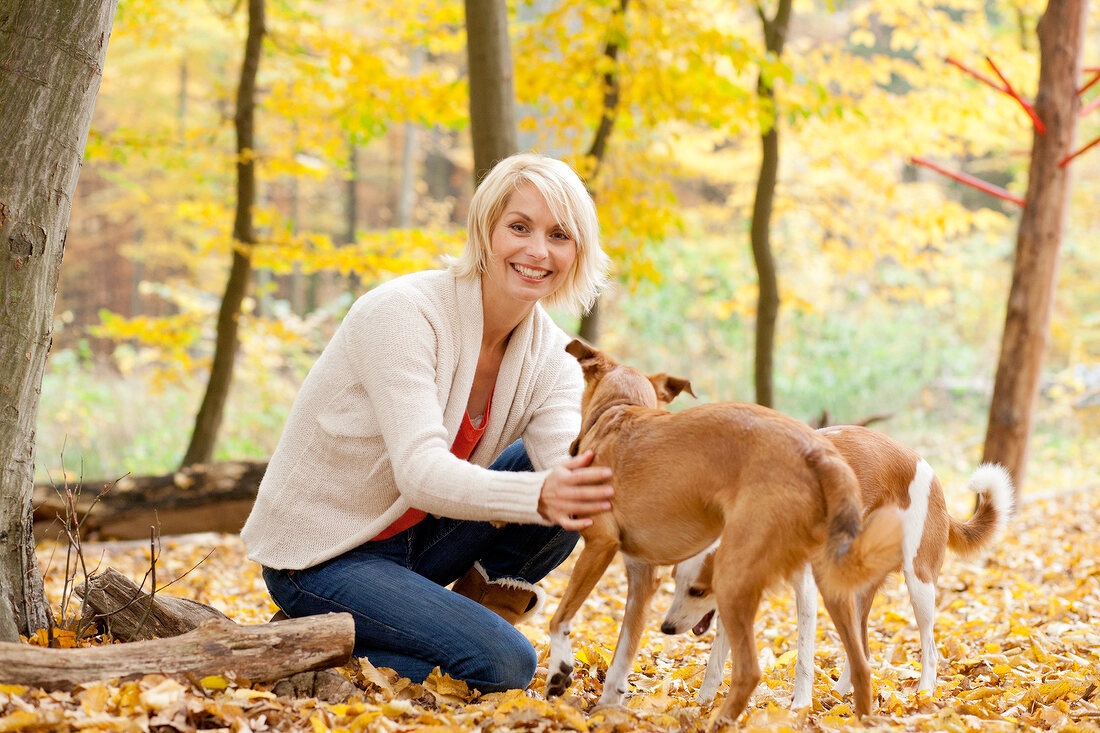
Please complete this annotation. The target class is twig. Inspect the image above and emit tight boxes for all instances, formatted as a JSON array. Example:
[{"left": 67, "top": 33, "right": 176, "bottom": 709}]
[
  {"left": 910, "top": 155, "right": 1026, "bottom": 206},
  {"left": 1059, "top": 133, "right": 1100, "bottom": 168}
]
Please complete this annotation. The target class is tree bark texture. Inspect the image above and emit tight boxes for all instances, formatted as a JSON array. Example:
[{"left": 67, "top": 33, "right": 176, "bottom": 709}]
[
  {"left": 982, "top": 0, "right": 1086, "bottom": 495},
  {"left": 181, "top": 0, "right": 265, "bottom": 468},
  {"left": 749, "top": 0, "right": 791, "bottom": 409},
  {"left": 576, "top": 0, "right": 629, "bottom": 345},
  {"left": 464, "top": 0, "right": 519, "bottom": 186},
  {"left": 0, "top": 0, "right": 119, "bottom": 640},
  {"left": 0, "top": 613, "right": 354, "bottom": 691}
]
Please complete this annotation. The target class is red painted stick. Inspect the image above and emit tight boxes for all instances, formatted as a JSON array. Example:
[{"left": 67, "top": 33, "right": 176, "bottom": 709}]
[
  {"left": 946, "top": 56, "right": 1006, "bottom": 92},
  {"left": 1059, "top": 133, "right": 1100, "bottom": 168},
  {"left": 1079, "top": 70, "right": 1100, "bottom": 96},
  {"left": 910, "top": 155, "right": 1026, "bottom": 207},
  {"left": 985, "top": 56, "right": 1046, "bottom": 134},
  {"left": 1081, "top": 96, "right": 1100, "bottom": 118}
]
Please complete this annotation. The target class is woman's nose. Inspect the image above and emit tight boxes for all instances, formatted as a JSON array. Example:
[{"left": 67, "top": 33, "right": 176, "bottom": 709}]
[{"left": 526, "top": 233, "right": 549, "bottom": 259}]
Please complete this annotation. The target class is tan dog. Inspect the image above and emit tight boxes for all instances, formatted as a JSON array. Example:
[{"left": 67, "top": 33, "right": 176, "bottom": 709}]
[
  {"left": 662, "top": 425, "right": 1014, "bottom": 707},
  {"left": 545, "top": 340, "right": 904, "bottom": 726}
]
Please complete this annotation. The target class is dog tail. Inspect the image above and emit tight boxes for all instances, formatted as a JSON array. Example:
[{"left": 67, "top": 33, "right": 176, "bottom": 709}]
[
  {"left": 947, "top": 463, "right": 1015, "bottom": 556},
  {"left": 809, "top": 447, "right": 903, "bottom": 593}
]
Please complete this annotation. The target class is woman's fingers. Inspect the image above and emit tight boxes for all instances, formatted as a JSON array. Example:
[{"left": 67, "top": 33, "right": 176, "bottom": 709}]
[{"left": 538, "top": 450, "right": 614, "bottom": 528}]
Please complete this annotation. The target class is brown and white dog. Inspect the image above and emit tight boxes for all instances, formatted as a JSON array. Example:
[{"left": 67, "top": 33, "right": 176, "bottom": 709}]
[
  {"left": 661, "top": 425, "right": 1014, "bottom": 707},
  {"left": 545, "top": 341, "right": 904, "bottom": 727}
]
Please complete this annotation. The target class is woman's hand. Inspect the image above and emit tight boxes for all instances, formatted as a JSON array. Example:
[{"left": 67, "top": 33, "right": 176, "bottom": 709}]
[{"left": 538, "top": 450, "right": 614, "bottom": 530}]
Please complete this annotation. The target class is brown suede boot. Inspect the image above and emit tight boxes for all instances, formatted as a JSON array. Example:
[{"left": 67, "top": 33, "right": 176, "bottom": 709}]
[{"left": 451, "top": 562, "right": 546, "bottom": 625}]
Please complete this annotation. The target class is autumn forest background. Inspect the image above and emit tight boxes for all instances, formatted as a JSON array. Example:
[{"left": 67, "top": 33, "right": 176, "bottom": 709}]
[
  {"left": 41, "top": 0, "right": 1098, "bottom": 494},
  {"left": 6, "top": 0, "right": 1100, "bottom": 729}
]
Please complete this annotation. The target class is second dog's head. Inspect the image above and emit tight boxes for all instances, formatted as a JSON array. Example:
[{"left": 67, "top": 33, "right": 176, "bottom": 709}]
[
  {"left": 661, "top": 542, "right": 720, "bottom": 636},
  {"left": 565, "top": 339, "right": 695, "bottom": 456}
]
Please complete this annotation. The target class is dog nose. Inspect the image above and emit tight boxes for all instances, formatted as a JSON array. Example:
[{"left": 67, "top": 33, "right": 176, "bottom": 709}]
[{"left": 660, "top": 621, "right": 677, "bottom": 635}]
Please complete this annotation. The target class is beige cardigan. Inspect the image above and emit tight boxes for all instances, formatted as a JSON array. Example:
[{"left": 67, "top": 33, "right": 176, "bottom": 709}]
[{"left": 240, "top": 270, "right": 583, "bottom": 570}]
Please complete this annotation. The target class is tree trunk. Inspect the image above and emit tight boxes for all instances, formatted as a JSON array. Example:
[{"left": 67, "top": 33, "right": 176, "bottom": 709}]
[
  {"left": 749, "top": 0, "right": 792, "bottom": 408},
  {"left": 0, "top": 613, "right": 354, "bottom": 691},
  {"left": 181, "top": 0, "right": 266, "bottom": 468},
  {"left": 576, "top": 0, "right": 628, "bottom": 344},
  {"left": 397, "top": 49, "right": 425, "bottom": 229},
  {"left": 0, "top": 0, "right": 119, "bottom": 641},
  {"left": 982, "top": 0, "right": 1086, "bottom": 496},
  {"left": 464, "top": 0, "right": 519, "bottom": 186}
]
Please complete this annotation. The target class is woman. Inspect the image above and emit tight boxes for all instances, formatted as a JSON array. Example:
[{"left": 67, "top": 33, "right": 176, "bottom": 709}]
[{"left": 241, "top": 152, "right": 614, "bottom": 693}]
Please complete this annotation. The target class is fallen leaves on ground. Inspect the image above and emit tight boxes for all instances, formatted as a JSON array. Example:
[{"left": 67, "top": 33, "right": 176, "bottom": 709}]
[{"left": 7, "top": 484, "right": 1099, "bottom": 732}]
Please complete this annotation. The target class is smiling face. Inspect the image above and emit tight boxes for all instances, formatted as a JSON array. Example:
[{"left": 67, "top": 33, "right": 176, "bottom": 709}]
[{"left": 483, "top": 183, "right": 578, "bottom": 314}]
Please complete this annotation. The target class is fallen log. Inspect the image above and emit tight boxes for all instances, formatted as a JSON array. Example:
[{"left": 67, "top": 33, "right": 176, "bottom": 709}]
[
  {"left": 0, "top": 612, "right": 355, "bottom": 691},
  {"left": 75, "top": 567, "right": 229, "bottom": 641},
  {"left": 33, "top": 460, "right": 266, "bottom": 542}
]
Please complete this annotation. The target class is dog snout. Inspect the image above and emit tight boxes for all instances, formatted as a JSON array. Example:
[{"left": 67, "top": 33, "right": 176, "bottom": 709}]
[{"left": 660, "top": 621, "right": 678, "bottom": 635}]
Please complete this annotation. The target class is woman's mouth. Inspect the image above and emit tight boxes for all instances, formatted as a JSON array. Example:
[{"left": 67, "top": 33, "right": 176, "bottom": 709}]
[{"left": 511, "top": 263, "right": 551, "bottom": 281}]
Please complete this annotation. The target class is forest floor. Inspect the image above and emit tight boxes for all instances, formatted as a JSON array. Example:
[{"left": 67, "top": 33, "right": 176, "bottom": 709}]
[{"left": 9, "top": 482, "right": 1100, "bottom": 732}]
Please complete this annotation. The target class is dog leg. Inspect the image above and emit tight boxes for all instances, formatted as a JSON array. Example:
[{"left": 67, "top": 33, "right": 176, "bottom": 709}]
[
  {"left": 711, "top": 588, "right": 763, "bottom": 728},
  {"left": 790, "top": 562, "right": 817, "bottom": 709},
  {"left": 545, "top": 536, "right": 620, "bottom": 698},
  {"left": 905, "top": 569, "right": 938, "bottom": 693},
  {"left": 698, "top": 617, "right": 728, "bottom": 705},
  {"left": 820, "top": 591, "right": 872, "bottom": 716},
  {"left": 597, "top": 558, "right": 659, "bottom": 708},
  {"left": 832, "top": 582, "right": 875, "bottom": 696}
]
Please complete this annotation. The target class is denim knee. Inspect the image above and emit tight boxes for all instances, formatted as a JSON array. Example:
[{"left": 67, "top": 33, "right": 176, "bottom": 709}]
[{"left": 468, "top": 631, "right": 539, "bottom": 692}]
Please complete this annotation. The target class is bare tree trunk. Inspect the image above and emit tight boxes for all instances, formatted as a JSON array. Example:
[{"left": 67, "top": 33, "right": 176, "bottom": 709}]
[
  {"left": 0, "top": 0, "right": 118, "bottom": 641},
  {"left": 749, "top": 0, "right": 792, "bottom": 408},
  {"left": 982, "top": 0, "right": 1087, "bottom": 496},
  {"left": 465, "top": 0, "right": 518, "bottom": 186},
  {"left": 397, "top": 49, "right": 425, "bottom": 229},
  {"left": 576, "top": 0, "right": 628, "bottom": 344},
  {"left": 181, "top": 0, "right": 265, "bottom": 468}
]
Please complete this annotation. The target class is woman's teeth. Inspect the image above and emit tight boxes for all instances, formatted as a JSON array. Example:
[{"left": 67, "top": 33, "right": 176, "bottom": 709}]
[{"left": 512, "top": 264, "right": 549, "bottom": 280}]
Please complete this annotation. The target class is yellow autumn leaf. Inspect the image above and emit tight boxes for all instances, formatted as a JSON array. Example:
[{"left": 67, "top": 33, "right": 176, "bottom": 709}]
[
  {"left": 79, "top": 682, "right": 111, "bottom": 715},
  {"left": 200, "top": 675, "right": 229, "bottom": 691},
  {"left": 0, "top": 711, "right": 41, "bottom": 733}
]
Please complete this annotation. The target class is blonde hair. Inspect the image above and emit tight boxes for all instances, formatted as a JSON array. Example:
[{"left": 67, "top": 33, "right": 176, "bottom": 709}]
[{"left": 448, "top": 152, "right": 610, "bottom": 315}]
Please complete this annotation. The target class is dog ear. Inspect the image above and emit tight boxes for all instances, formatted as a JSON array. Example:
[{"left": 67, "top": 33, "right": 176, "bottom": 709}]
[
  {"left": 566, "top": 338, "right": 610, "bottom": 378},
  {"left": 650, "top": 373, "right": 696, "bottom": 405},
  {"left": 565, "top": 338, "right": 596, "bottom": 361}
]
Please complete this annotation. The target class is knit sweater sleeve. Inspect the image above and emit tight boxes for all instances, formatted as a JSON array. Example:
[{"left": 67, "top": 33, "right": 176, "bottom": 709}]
[{"left": 341, "top": 287, "right": 549, "bottom": 525}]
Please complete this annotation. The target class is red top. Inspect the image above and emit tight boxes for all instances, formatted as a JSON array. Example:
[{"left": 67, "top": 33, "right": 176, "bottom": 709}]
[{"left": 369, "top": 398, "right": 491, "bottom": 541}]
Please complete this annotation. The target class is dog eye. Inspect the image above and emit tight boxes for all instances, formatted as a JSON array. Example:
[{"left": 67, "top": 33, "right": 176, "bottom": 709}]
[{"left": 688, "top": 588, "right": 707, "bottom": 598}]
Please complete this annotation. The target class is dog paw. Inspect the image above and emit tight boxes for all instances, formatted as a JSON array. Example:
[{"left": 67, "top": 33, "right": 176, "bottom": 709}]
[
  {"left": 545, "top": 662, "right": 573, "bottom": 698},
  {"left": 594, "top": 687, "right": 626, "bottom": 709}
]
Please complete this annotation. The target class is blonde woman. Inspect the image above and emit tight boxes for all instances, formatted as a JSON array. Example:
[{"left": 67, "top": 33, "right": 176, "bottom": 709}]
[{"left": 242, "top": 153, "right": 613, "bottom": 692}]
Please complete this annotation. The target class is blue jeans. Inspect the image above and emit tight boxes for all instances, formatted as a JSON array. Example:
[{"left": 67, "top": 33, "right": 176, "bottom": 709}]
[{"left": 261, "top": 440, "right": 578, "bottom": 693}]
